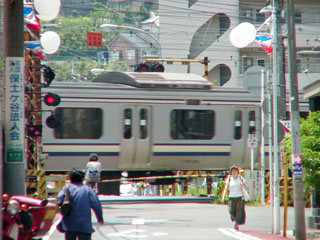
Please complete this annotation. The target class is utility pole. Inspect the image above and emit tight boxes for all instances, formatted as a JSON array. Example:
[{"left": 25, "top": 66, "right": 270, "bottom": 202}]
[
  {"left": 3, "top": 0, "right": 26, "bottom": 195},
  {"left": 272, "top": 0, "right": 281, "bottom": 234},
  {"left": 286, "top": 0, "right": 306, "bottom": 239}
]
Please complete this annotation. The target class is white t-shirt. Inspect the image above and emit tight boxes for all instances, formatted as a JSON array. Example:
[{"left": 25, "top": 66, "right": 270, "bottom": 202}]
[
  {"left": 85, "top": 161, "right": 101, "bottom": 182},
  {"left": 228, "top": 176, "right": 245, "bottom": 198}
]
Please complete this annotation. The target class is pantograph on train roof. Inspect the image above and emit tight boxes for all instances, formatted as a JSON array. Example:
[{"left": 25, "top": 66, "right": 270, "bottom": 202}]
[{"left": 92, "top": 71, "right": 213, "bottom": 90}]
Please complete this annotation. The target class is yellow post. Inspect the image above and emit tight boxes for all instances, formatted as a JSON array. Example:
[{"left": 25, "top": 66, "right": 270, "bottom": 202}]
[{"left": 283, "top": 152, "right": 288, "bottom": 237}]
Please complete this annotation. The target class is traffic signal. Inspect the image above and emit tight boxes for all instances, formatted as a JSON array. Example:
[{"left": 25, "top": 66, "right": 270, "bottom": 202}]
[
  {"left": 43, "top": 93, "right": 60, "bottom": 106},
  {"left": 43, "top": 66, "right": 55, "bottom": 87},
  {"left": 134, "top": 62, "right": 165, "bottom": 72},
  {"left": 46, "top": 114, "right": 60, "bottom": 129},
  {"left": 27, "top": 124, "right": 42, "bottom": 137},
  {"left": 151, "top": 63, "right": 165, "bottom": 72},
  {"left": 134, "top": 63, "right": 150, "bottom": 72}
]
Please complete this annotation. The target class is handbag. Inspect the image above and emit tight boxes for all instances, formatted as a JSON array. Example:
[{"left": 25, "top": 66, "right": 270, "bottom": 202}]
[
  {"left": 240, "top": 177, "right": 250, "bottom": 201},
  {"left": 61, "top": 186, "right": 72, "bottom": 217}
]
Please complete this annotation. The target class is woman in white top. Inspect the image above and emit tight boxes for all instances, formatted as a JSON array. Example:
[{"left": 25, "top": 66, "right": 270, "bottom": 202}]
[
  {"left": 222, "top": 165, "right": 248, "bottom": 230},
  {"left": 85, "top": 153, "right": 101, "bottom": 193}
]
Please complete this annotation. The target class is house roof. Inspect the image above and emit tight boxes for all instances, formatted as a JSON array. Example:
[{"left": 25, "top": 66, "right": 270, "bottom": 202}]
[{"left": 108, "top": 32, "right": 159, "bottom": 52}]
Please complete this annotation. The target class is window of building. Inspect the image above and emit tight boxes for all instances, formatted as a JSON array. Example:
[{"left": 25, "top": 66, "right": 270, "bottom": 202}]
[
  {"left": 234, "top": 110, "right": 242, "bottom": 140},
  {"left": 256, "top": 10, "right": 265, "bottom": 23},
  {"left": 242, "top": 9, "right": 253, "bottom": 23},
  {"left": 110, "top": 51, "right": 120, "bottom": 62},
  {"left": 243, "top": 57, "right": 253, "bottom": 73},
  {"left": 257, "top": 59, "right": 265, "bottom": 67},
  {"left": 295, "top": 10, "right": 302, "bottom": 24},
  {"left": 126, "top": 49, "right": 135, "bottom": 60},
  {"left": 296, "top": 59, "right": 302, "bottom": 73},
  {"left": 170, "top": 110, "right": 215, "bottom": 140},
  {"left": 54, "top": 108, "right": 102, "bottom": 139}
]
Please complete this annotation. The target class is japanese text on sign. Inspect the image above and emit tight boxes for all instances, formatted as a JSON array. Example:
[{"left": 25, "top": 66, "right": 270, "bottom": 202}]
[{"left": 5, "top": 57, "right": 25, "bottom": 163}]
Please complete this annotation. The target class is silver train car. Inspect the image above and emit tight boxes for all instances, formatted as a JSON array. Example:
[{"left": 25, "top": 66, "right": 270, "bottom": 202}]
[{"left": 41, "top": 71, "right": 308, "bottom": 193}]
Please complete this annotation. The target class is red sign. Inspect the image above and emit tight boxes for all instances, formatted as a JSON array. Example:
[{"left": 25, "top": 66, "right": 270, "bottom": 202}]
[{"left": 87, "top": 32, "right": 102, "bottom": 47}]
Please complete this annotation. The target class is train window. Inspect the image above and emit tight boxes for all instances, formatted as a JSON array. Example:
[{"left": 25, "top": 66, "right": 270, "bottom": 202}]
[
  {"left": 54, "top": 108, "right": 102, "bottom": 139},
  {"left": 124, "top": 109, "right": 132, "bottom": 139},
  {"left": 170, "top": 110, "right": 214, "bottom": 140},
  {"left": 139, "top": 109, "right": 148, "bottom": 139},
  {"left": 234, "top": 110, "right": 242, "bottom": 140},
  {"left": 248, "top": 111, "right": 256, "bottom": 134}
]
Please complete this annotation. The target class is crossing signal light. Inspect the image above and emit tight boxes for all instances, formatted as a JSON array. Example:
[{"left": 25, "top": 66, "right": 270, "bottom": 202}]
[
  {"left": 27, "top": 124, "right": 42, "bottom": 137},
  {"left": 46, "top": 114, "right": 60, "bottom": 129},
  {"left": 44, "top": 66, "right": 55, "bottom": 87},
  {"left": 44, "top": 93, "right": 60, "bottom": 106},
  {"left": 151, "top": 63, "right": 165, "bottom": 72},
  {"left": 134, "top": 63, "right": 150, "bottom": 72},
  {"left": 134, "top": 63, "right": 165, "bottom": 72}
]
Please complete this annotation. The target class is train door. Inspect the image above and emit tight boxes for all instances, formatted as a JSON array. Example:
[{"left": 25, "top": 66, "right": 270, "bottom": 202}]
[
  {"left": 119, "top": 105, "right": 152, "bottom": 167},
  {"left": 230, "top": 108, "right": 258, "bottom": 167}
]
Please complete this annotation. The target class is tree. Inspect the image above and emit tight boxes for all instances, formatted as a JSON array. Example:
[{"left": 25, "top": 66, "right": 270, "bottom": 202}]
[
  {"left": 46, "top": 60, "right": 131, "bottom": 82},
  {"left": 283, "top": 112, "right": 320, "bottom": 189}
]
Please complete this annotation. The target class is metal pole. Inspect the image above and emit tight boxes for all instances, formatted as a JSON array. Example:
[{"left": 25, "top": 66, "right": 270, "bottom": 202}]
[
  {"left": 286, "top": 0, "right": 306, "bottom": 239},
  {"left": 272, "top": 0, "right": 281, "bottom": 233},
  {"left": 260, "top": 70, "right": 266, "bottom": 205},
  {"left": 3, "top": 0, "right": 26, "bottom": 196},
  {"left": 267, "top": 70, "right": 274, "bottom": 233},
  {"left": 0, "top": 0, "right": 3, "bottom": 237}
]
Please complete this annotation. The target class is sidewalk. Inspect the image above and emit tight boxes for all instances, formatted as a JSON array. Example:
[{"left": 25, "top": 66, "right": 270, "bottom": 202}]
[{"left": 244, "top": 229, "right": 320, "bottom": 240}]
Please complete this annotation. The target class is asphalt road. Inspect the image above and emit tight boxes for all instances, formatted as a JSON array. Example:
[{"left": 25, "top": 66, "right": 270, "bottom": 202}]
[{"left": 47, "top": 202, "right": 311, "bottom": 240}]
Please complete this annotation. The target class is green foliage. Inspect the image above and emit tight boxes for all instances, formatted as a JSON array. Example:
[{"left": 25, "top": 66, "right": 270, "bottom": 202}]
[
  {"left": 47, "top": 60, "right": 131, "bottom": 82},
  {"left": 283, "top": 112, "right": 320, "bottom": 189}
]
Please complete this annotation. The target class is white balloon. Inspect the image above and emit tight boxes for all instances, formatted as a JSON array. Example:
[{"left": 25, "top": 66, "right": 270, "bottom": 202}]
[
  {"left": 34, "top": 0, "right": 61, "bottom": 21},
  {"left": 40, "top": 31, "right": 61, "bottom": 55},
  {"left": 229, "top": 22, "right": 256, "bottom": 48}
]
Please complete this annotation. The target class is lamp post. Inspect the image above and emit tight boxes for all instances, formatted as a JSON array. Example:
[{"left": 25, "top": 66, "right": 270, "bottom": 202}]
[{"left": 100, "top": 23, "right": 162, "bottom": 59}]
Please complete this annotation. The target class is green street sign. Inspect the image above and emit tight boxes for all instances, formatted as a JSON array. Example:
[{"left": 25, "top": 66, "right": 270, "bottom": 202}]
[{"left": 6, "top": 148, "right": 24, "bottom": 163}]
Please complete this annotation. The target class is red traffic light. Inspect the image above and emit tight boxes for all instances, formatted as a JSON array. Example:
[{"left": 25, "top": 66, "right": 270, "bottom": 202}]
[
  {"left": 151, "top": 63, "right": 165, "bottom": 72},
  {"left": 44, "top": 93, "right": 60, "bottom": 106},
  {"left": 134, "top": 63, "right": 165, "bottom": 72},
  {"left": 27, "top": 124, "right": 42, "bottom": 137},
  {"left": 134, "top": 63, "right": 150, "bottom": 72}
]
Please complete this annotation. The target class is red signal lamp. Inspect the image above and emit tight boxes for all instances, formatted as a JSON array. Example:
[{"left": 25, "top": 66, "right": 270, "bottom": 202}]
[{"left": 44, "top": 93, "right": 60, "bottom": 106}]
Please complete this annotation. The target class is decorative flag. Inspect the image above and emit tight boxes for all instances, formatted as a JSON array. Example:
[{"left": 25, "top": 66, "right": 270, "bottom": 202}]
[
  {"left": 25, "top": 41, "right": 46, "bottom": 60},
  {"left": 140, "top": 12, "right": 160, "bottom": 27},
  {"left": 25, "top": 41, "right": 41, "bottom": 49},
  {"left": 24, "top": 5, "right": 41, "bottom": 31},
  {"left": 255, "top": 35, "right": 273, "bottom": 53}
]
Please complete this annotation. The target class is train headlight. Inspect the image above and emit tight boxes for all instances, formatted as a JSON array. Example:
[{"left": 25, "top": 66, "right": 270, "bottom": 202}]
[{"left": 7, "top": 199, "right": 20, "bottom": 215}]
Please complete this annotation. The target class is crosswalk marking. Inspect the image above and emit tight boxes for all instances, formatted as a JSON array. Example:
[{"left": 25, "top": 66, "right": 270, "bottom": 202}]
[{"left": 218, "top": 228, "right": 262, "bottom": 240}]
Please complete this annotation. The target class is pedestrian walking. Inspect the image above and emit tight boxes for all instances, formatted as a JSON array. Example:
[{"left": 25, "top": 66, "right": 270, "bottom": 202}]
[
  {"left": 221, "top": 165, "right": 248, "bottom": 230},
  {"left": 57, "top": 168, "right": 104, "bottom": 240},
  {"left": 85, "top": 153, "right": 101, "bottom": 193}
]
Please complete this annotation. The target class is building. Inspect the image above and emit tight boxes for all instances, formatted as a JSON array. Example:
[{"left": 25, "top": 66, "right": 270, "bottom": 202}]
[
  {"left": 158, "top": 0, "right": 320, "bottom": 90},
  {"left": 108, "top": 32, "right": 160, "bottom": 69}
]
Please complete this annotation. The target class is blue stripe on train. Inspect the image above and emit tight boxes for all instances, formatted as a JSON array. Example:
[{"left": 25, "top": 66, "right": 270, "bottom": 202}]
[
  {"left": 153, "top": 152, "right": 230, "bottom": 156},
  {"left": 45, "top": 152, "right": 119, "bottom": 156}
]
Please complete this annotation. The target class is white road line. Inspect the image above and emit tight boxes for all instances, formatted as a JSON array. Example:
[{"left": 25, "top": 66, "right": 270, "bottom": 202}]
[
  {"left": 108, "top": 229, "right": 147, "bottom": 238},
  {"left": 218, "top": 228, "right": 262, "bottom": 240},
  {"left": 42, "top": 216, "right": 62, "bottom": 240}
]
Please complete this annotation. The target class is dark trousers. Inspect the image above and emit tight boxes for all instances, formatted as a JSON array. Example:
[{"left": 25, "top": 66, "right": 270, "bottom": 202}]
[
  {"left": 228, "top": 197, "right": 246, "bottom": 225},
  {"left": 65, "top": 231, "right": 91, "bottom": 240}
]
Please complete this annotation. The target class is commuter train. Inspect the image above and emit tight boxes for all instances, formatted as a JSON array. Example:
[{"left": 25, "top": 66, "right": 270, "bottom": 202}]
[{"left": 41, "top": 71, "right": 309, "bottom": 193}]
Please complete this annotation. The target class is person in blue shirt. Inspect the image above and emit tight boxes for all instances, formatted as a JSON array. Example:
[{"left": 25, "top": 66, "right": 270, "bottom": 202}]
[{"left": 57, "top": 168, "right": 104, "bottom": 240}]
